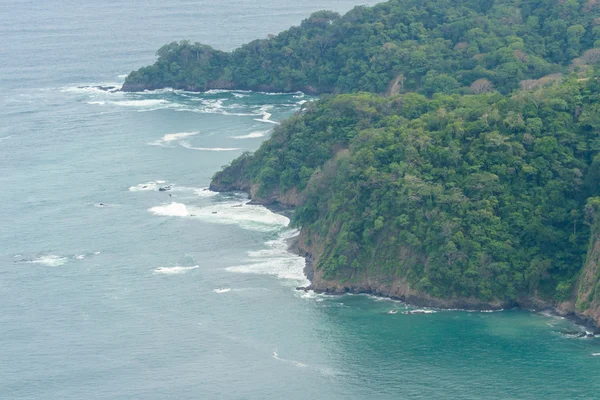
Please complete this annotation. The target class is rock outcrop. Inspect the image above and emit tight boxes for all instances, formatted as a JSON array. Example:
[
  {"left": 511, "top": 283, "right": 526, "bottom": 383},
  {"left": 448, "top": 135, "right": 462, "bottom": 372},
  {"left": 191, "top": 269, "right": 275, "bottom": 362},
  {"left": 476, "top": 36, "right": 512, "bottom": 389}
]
[{"left": 574, "top": 198, "right": 600, "bottom": 326}]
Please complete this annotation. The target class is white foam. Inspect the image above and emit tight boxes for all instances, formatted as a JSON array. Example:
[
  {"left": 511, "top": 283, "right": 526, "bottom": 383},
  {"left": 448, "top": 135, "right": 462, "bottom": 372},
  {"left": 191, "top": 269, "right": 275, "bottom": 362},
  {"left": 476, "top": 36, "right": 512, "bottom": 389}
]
[
  {"left": 28, "top": 255, "right": 68, "bottom": 267},
  {"left": 226, "top": 257, "right": 307, "bottom": 283},
  {"left": 194, "top": 188, "right": 218, "bottom": 198},
  {"left": 203, "top": 89, "right": 232, "bottom": 95},
  {"left": 149, "top": 132, "right": 202, "bottom": 147},
  {"left": 403, "top": 309, "right": 437, "bottom": 314},
  {"left": 182, "top": 109, "right": 258, "bottom": 117},
  {"left": 297, "top": 290, "right": 326, "bottom": 301},
  {"left": 75, "top": 254, "right": 85, "bottom": 260},
  {"left": 149, "top": 202, "right": 189, "bottom": 217},
  {"left": 180, "top": 142, "right": 240, "bottom": 151},
  {"left": 213, "top": 288, "right": 231, "bottom": 293},
  {"left": 190, "top": 202, "right": 289, "bottom": 230},
  {"left": 593, "top": 353, "right": 600, "bottom": 356},
  {"left": 117, "top": 74, "right": 128, "bottom": 79},
  {"left": 60, "top": 83, "right": 121, "bottom": 94},
  {"left": 162, "top": 131, "right": 201, "bottom": 142},
  {"left": 93, "top": 251, "right": 101, "bottom": 255},
  {"left": 154, "top": 265, "right": 199, "bottom": 275},
  {"left": 111, "top": 99, "right": 168, "bottom": 107},
  {"left": 202, "top": 98, "right": 224, "bottom": 111},
  {"left": 248, "top": 230, "right": 299, "bottom": 258},
  {"left": 247, "top": 248, "right": 291, "bottom": 258},
  {"left": 129, "top": 181, "right": 161, "bottom": 191},
  {"left": 87, "top": 101, "right": 106, "bottom": 105},
  {"left": 539, "top": 310, "right": 566, "bottom": 320},
  {"left": 143, "top": 87, "right": 176, "bottom": 94},
  {"left": 253, "top": 118, "right": 280, "bottom": 125},
  {"left": 360, "top": 293, "right": 403, "bottom": 303},
  {"left": 233, "top": 229, "right": 308, "bottom": 284},
  {"left": 201, "top": 89, "right": 253, "bottom": 95},
  {"left": 231, "top": 130, "right": 269, "bottom": 139},
  {"left": 0, "top": 135, "right": 13, "bottom": 142},
  {"left": 259, "top": 91, "right": 295, "bottom": 96}
]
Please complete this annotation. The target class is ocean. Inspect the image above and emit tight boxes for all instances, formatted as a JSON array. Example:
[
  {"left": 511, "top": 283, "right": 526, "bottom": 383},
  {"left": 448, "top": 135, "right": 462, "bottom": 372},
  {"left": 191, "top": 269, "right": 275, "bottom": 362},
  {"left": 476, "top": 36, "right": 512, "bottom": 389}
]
[{"left": 1, "top": 1, "right": 600, "bottom": 399}]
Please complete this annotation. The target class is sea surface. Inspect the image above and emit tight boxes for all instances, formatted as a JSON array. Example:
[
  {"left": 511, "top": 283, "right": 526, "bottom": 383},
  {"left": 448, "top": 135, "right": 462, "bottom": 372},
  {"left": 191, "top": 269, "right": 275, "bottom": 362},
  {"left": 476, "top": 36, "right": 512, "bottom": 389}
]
[{"left": 1, "top": 1, "right": 600, "bottom": 399}]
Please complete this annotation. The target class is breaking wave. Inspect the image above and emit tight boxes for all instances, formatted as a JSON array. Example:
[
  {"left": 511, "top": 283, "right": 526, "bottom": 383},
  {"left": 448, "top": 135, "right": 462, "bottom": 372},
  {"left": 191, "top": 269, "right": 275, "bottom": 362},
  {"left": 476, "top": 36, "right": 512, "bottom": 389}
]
[
  {"left": 154, "top": 265, "right": 199, "bottom": 275},
  {"left": 194, "top": 188, "right": 218, "bottom": 198},
  {"left": 226, "top": 228, "right": 308, "bottom": 285},
  {"left": 149, "top": 131, "right": 202, "bottom": 147},
  {"left": 179, "top": 142, "right": 240, "bottom": 151},
  {"left": 111, "top": 99, "right": 169, "bottom": 107},
  {"left": 129, "top": 181, "right": 162, "bottom": 191},
  {"left": 26, "top": 255, "right": 68, "bottom": 267},
  {"left": 161, "top": 131, "right": 201, "bottom": 142},
  {"left": 148, "top": 202, "right": 189, "bottom": 217},
  {"left": 231, "top": 130, "right": 269, "bottom": 139}
]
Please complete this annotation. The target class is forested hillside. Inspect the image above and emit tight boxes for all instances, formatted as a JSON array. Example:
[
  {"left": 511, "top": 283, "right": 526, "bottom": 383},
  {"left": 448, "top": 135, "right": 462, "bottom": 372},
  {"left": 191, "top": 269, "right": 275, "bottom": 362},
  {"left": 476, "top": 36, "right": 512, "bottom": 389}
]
[
  {"left": 123, "top": 0, "right": 600, "bottom": 95},
  {"left": 212, "top": 75, "right": 600, "bottom": 305},
  {"left": 124, "top": 0, "right": 600, "bottom": 318}
]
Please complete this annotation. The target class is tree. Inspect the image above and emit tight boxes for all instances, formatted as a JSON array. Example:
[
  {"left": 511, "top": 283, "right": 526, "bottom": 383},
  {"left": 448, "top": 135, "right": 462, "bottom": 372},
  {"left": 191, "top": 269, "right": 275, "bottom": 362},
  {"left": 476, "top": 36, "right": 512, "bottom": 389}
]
[{"left": 470, "top": 78, "right": 493, "bottom": 94}]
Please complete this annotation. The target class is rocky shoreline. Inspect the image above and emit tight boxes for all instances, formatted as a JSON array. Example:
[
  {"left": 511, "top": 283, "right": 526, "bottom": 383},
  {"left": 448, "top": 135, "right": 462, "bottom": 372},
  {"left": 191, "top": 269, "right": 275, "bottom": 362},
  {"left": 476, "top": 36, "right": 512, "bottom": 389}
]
[
  {"left": 253, "top": 198, "right": 600, "bottom": 333},
  {"left": 120, "top": 80, "right": 323, "bottom": 95},
  {"left": 208, "top": 166, "right": 600, "bottom": 332}
]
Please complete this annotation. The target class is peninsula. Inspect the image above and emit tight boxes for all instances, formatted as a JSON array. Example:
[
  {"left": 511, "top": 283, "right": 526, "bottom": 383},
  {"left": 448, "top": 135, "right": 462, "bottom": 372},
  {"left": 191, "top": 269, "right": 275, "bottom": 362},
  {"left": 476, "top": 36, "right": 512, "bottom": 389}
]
[{"left": 124, "top": 0, "right": 600, "bottom": 326}]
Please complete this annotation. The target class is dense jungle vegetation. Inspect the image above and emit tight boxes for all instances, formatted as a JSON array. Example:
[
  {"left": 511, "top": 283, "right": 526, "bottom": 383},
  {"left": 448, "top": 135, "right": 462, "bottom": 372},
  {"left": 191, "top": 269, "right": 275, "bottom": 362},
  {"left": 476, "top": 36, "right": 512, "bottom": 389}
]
[
  {"left": 213, "top": 75, "right": 600, "bottom": 301},
  {"left": 128, "top": 0, "right": 600, "bottom": 303},
  {"left": 125, "top": 0, "right": 600, "bottom": 95}
]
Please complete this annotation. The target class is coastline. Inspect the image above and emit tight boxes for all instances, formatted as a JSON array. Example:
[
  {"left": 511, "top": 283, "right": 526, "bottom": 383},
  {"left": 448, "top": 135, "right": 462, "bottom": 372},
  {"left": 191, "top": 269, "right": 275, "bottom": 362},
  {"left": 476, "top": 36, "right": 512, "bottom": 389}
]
[
  {"left": 208, "top": 174, "right": 600, "bottom": 331},
  {"left": 256, "top": 200, "right": 600, "bottom": 332}
]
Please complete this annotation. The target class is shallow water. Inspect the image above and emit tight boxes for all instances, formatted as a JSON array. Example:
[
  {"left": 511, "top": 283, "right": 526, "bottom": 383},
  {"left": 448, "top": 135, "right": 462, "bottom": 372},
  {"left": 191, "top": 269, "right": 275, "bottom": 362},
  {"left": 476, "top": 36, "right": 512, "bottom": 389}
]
[{"left": 1, "top": 1, "right": 600, "bottom": 399}]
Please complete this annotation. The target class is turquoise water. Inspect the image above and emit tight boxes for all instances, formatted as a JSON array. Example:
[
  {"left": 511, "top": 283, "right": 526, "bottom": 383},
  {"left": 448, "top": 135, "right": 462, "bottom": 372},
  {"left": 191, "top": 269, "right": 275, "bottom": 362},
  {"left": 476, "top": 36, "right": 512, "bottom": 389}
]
[{"left": 1, "top": 1, "right": 600, "bottom": 399}]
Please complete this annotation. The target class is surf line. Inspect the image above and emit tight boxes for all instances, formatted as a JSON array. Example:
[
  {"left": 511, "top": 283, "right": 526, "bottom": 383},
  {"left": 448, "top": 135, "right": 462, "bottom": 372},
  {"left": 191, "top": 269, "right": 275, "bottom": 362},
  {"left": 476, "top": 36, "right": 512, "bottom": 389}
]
[{"left": 254, "top": 112, "right": 280, "bottom": 125}]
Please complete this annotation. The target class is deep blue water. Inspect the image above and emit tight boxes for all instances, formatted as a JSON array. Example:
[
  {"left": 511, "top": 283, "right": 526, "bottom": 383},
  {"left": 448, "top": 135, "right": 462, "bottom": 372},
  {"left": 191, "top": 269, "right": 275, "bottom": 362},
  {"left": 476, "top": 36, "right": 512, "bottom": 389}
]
[{"left": 1, "top": 1, "right": 600, "bottom": 399}]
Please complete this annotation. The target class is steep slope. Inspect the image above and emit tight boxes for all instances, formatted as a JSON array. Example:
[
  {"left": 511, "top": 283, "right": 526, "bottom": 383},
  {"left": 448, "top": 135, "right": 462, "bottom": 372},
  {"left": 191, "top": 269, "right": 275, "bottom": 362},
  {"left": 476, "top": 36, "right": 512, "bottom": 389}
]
[
  {"left": 211, "top": 77, "right": 600, "bottom": 311},
  {"left": 574, "top": 197, "right": 600, "bottom": 325},
  {"left": 123, "top": 0, "right": 600, "bottom": 95}
]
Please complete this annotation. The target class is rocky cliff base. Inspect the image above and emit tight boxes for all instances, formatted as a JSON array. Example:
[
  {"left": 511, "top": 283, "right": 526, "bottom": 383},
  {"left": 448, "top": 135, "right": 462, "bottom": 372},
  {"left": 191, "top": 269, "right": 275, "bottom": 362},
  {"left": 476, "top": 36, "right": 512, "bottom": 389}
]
[{"left": 210, "top": 176, "right": 600, "bottom": 330}]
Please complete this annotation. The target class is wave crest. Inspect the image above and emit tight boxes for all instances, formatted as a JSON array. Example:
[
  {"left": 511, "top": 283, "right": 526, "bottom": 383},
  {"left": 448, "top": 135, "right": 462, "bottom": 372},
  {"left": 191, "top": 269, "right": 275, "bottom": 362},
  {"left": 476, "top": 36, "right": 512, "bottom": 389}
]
[
  {"left": 154, "top": 265, "right": 199, "bottom": 275},
  {"left": 148, "top": 202, "right": 189, "bottom": 217}
]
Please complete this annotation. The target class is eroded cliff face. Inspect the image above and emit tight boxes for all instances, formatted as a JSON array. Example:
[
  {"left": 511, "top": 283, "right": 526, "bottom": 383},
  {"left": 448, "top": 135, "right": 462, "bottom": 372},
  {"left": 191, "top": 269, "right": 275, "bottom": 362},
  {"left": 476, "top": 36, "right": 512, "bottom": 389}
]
[
  {"left": 574, "top": 201, "right": 600, "bottom": 326},
  {"left": 293, "top": 223, "right": 515, "bottom": 310}
]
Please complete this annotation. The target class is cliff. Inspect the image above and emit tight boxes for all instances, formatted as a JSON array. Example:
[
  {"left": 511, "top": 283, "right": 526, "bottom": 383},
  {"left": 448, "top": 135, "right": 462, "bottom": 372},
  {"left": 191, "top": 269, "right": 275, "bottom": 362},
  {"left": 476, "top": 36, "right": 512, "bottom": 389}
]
[{"left": 574, "top": 198, "right": 600, "bottom": 326}]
